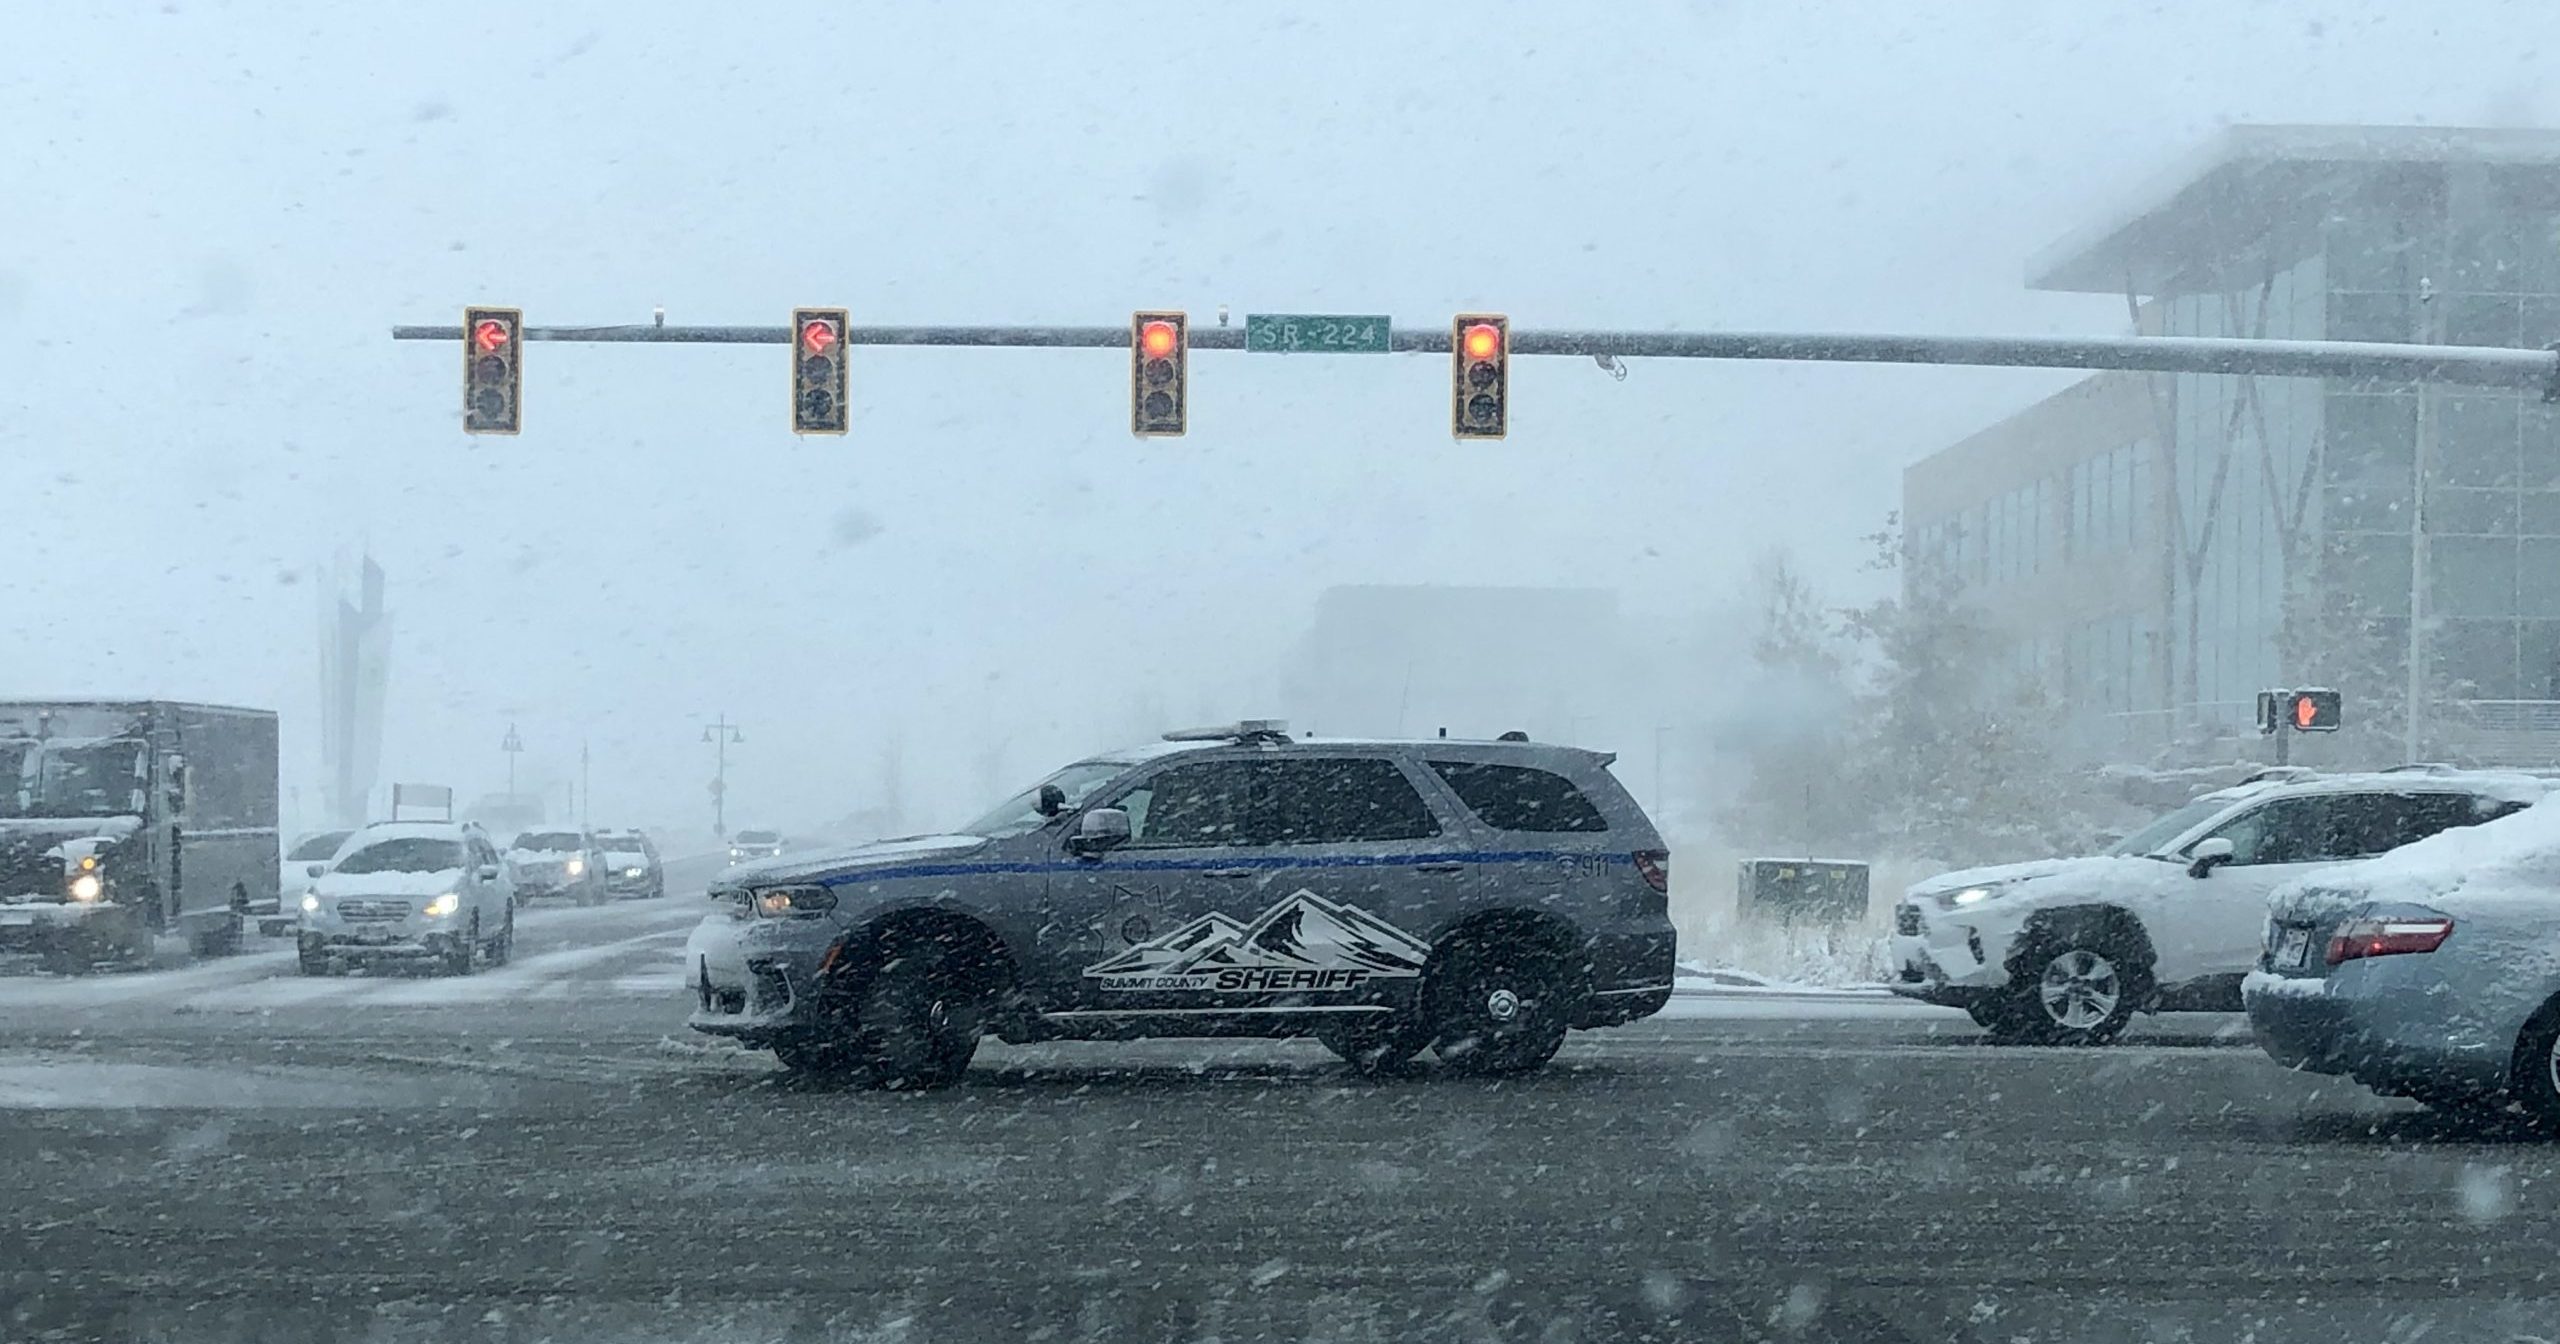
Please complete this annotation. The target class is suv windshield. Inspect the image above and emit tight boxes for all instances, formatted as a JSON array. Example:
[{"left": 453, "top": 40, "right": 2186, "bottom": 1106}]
[
  {"left": 334, "top": 838, "right": 464, "bottom": 875},
  {"left": 2106, "top": 797, "right": 2233, "bottom": 857},
  {"left": 287, "top": 831, "right": 352, "bottom": 861},
  {"left": 959, "top": 762, "right": 1128, "bottom": 839},
  {"left": 4, "top": 739, "right": 147, "bottom": 819}
]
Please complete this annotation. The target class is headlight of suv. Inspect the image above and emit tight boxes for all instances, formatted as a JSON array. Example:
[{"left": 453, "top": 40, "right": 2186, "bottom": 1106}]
[
  {"left": 624, "top": 867, "right": 645, "bottom": 879},
  {"left": 68, "top": 873, "right": 104, "bottom": 903},
  {"left": 752, "top": 885, "right": 838, "bottom": 918},
  {"left": 423, "top": 892, "right": 460, "bottom": 917},
  {"left": 1937, "top": 884, "right": 2004, "bottom": 910},
  {"left": 565, "top": 858, "right": 586, "bottom": 876},
  {"left": 301, "top": 893, "right": 321, "bottom": 913}
]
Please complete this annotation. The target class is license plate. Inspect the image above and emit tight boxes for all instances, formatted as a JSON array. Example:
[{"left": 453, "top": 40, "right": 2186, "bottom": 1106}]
[
  {"left": 2275, "top": 927, "right": 2312, "bottom": 969},
  {"left": 0, "top": 910, "right": 35, "bottom": 926}
]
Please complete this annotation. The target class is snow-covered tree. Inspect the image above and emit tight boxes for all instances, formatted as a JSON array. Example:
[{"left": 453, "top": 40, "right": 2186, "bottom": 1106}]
[{"left": 1713, "top": 549, "right": 1868, "bottom": 855}]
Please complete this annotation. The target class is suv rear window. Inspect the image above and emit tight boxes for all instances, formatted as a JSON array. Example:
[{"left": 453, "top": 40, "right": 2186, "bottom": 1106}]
[{"left": 1428, "top": 761, "right": 1608, "bottom": 833}]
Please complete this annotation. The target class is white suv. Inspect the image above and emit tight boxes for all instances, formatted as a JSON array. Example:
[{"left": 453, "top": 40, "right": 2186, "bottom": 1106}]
[
  {"left": 298, "top": 822, "right": 517, "bottom": 976},
  {"left": 1891, "top": 768, "right": 2546, "bottom": 1044}
]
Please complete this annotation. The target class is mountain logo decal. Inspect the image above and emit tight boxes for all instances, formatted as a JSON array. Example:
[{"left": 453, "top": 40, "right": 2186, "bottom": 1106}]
[{"left": 1082, "top": 889, "right": 1432, "bottom": 993}]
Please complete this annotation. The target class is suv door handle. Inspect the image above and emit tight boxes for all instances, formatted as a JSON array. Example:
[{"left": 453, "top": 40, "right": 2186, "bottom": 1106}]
[
  {"left": 1205, "top": 867, "right": 1257, "bottom": 879},
  {"left": 1416, "top": 862, "right": 1466, "bottom": 875}
]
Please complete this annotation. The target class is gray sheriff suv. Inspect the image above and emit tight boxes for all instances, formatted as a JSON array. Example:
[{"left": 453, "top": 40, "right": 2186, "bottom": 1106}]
[{"left": 685, "top": 723, "right": 1675, "bottom": 1087}]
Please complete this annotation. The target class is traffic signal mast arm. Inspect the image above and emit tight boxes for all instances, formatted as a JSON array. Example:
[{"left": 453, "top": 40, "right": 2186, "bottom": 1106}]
[{"left": 391, "top": 321, "right": 2560, "bottom": 394}]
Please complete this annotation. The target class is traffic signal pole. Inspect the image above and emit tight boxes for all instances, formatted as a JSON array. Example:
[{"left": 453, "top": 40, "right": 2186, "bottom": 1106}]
[{"left": 392, "top": 321, "right": 2560, "bottom": 395}]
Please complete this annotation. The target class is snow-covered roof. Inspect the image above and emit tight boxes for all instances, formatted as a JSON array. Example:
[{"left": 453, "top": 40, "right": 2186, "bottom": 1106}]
[
  {"left": 2198, "top": 768, "right": 2553, "bottom": 808},
  {"left": 2297, "top": 795, "right": 2560, "bottom": 908},
  {"left": 349, "top": 821, "right": 472, "bottom": 844}
]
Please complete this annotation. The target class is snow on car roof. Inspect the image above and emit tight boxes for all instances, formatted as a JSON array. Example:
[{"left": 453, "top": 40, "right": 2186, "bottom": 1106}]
[
  {"left": 1083, "top": 735, "right": 1595, "bottom": 766},
  {"left": 2295, "top": 794, "right": 2560, "bottom": 906},
  {"left": 351, "top": 821, "right": 471, "bottom": 843},
  {"left": 2198, "top": 768, "right": 2553, "bottom": 807}
]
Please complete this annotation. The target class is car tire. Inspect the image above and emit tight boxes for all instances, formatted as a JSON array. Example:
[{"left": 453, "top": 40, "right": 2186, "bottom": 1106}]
[
  {"left": 1315, "top": 1016, "right": 1429, "bottom": 1075},
  {"left": 485, "top": 905, "right": 514, "bottom": 967},
  {"left": 1987, "top": 929, "right": 2144, "bottom": 1046},
  {"left": 440, "top": 915, "right": 478, "bottom": 977},
  {"left": 2508, "top": 998, "right": 2560, "bottom": 1131},
  {"left": 1427, "top": 940, "right": 1574, "bottom": 1076},
  {"left": 850, "top": 944, "right": 983, "bottom": 1090},
  {"left": 39, "top": 942, "right": 91, "bottom": 976},
  {"left": 297, "top": 938, "right": 333, "bottom": 976}
]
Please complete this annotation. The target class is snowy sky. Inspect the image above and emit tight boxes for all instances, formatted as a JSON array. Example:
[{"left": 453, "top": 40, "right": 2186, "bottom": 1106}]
[{"left": 4, "top": 1, "right": 2548, "bottom": 833}]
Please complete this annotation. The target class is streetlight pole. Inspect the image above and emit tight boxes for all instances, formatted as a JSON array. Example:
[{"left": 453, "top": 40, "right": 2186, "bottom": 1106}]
[
  {"left": 501, "top": 723, "right": 523, "bottom": 803},
  {"left": 702, "top": 716, "right": 743, "bottom": 839}
]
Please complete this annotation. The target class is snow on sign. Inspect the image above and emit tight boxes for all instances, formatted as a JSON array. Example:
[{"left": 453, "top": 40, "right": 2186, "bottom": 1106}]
[
  {"left": 1245, "top": 314, "right": 1392, "bottom": 353},
  {"left": 391, "top": 783, "right": 453, "bottom": 821},
  {"left": 1083, "top": 889, "right": 1430, "bottom": 992}
]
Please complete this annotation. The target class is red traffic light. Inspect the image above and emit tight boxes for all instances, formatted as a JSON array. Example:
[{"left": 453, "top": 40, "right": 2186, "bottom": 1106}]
[
  {"left": 472, "top": 319, "right": 512, "bottom": 353},
  {"left": 1139, "top": 320, "right": 1180, "bottom": 359},
  {"left": 1461, "top": 323, "right": 1503, "bottom": 361},
  {"left": 800, "top": 318, "right": 839, "bottom": 355},
  {"left": 2293, "top": 694, "right": 2318, "bottom": 730}
]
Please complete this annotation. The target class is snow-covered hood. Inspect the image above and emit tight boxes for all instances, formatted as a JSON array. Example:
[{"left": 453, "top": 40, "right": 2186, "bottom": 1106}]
[
  {"left": 311, "top": 868, "right": 466, "bottom": 899},
  {"left": 726, "top": 833, "right": 988, "bottom": 885},
  {"left": 1907, "top": 854, "right": 2183, "bottom": 907}
]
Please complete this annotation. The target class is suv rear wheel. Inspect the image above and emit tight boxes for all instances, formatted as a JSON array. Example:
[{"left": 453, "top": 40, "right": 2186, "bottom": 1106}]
[
  {"left": 1428, "top": 940, "right": 1573, "bottom": 1076},
  {"left": 1985, "top": 929, "right": 2145, "bottom": 1046}
]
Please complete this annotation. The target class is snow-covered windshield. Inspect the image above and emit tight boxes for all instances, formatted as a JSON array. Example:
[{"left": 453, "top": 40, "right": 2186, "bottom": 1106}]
[
  {"left": 286, "top": 830, "right": 352, "bottom": 861},
  {"left": 2106, "top": 797, "right": 2231, "bottom": 857},
  {"left": 512, "top": 832, "right": 584, "bottom": 852},
  {"left": 333, "top": 838, "right": 464, "bottom": 876},
  {"left": 959, "top": 762, "right": 1128, "bottom": 839}
]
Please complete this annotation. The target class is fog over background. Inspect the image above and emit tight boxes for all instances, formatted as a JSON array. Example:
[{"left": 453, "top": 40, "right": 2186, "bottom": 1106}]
[{"left": 4, "top": 2, "right": 2547, "bottom": 836}]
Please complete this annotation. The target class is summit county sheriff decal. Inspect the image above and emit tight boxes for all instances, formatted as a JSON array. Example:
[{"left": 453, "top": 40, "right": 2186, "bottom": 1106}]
[{"left": 1082, "top": 889, "right": 1431, "bottom": 993}]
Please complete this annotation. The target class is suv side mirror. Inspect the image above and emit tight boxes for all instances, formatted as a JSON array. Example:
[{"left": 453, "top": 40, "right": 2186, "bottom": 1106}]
[
  {"left": 2186, "top": 836, "right": 2236, "bottom": 879},
  {"left": 306, "top": 863, "right": 328, "bottom": 879},
  {"left": 477, "top": 864, "right": 501, "bottom": 882},
  {"left": 1069, "top": 807, "right": 1132, "bottom": 857}
]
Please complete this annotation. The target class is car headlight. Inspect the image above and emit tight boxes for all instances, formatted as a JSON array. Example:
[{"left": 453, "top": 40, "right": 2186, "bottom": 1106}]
[
  {"left": 301, "top": 893, "right": 321, "bottom": 913},
  {"left": 565, "top": 858, "right": 585, "bottom": 876},
  {"left": 67, "top": 873, "right": 103, "bottom": 903},
  {"left": 625, "top": 867, "right": 644, "bottom": 878},
  {"left": 752, "top": 885, "right": 837, "bottom": 918},
  {"left": 1940, "top": 885, "right": 1999, "bottom": 909},
  {"left": 424, "top": 892, "right": 460, "bottom": 917}
]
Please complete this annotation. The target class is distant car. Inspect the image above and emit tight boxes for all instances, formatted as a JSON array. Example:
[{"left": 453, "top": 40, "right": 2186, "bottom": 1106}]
[
  {"left": 2249, "top": 799, "right": 2560, "bottom": 1126},
  {"left": 267, "top": 829, "right": 355, "bottom": 935},
  {"left": 688, "top": 722, "right": 1675, "bottom": 1087},
  {"left": 727, "top": 830, "right": 786, "bottom": 863},
  {"left": 596, "top": 828, "right": 664, "bottom": 899},
  {"left": 509, "top": 828, "right": 609, "bottom": 905},
  {"left": 298, "top": 822, "right": 514, "bottom": 975},
  {"left": 1892, "top": 769, "right": 2545, "bottom": 1045}
]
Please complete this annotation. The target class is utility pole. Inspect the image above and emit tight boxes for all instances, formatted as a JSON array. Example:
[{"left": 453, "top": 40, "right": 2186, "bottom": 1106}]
[
  {"left": 580, "top": 738, "right": 591, "bottom": 831},
  {"left": 702, "top": 716, "right": 742, "bottom": 839},
  {"left": 501, "top": 723, "right": 523, "bottom": 803},
  {"left": 1651, "top": 724, "right": 1670, "bottom": 821}
]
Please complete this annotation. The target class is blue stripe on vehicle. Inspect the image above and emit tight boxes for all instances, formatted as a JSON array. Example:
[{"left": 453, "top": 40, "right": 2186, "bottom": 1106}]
[{"left": 808, "top": 849, "right": 1609, "bottom": 889}]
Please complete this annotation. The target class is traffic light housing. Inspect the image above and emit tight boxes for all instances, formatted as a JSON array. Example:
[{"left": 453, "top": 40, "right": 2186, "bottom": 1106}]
[
  {"left": 2292, "top": 688, "right": 2342, "bottom": 732},
  {"left": 1131, "top": 311, "right": 1187, "bottom": 437},
  {"left": 792, "top": 308, "right": 850, "bottom": 435},
  {"left": 462, "top": 306, "right": 522, "bottom": 434},
  {"left": 1452, "top": 314, "right": 1509, "bottom": 440}
]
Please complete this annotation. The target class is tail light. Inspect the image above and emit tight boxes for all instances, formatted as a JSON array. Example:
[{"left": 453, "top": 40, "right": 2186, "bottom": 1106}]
[
  {"left": 2326, "top": 916, "right": 2454, "bottom": 966},
  {"left": 1632, "top": 849, "right": 1670, "bottom": 895}
]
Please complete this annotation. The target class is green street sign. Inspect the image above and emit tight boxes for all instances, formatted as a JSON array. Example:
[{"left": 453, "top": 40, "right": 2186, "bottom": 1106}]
[{"left": 1245, "top": 313, "right": 1392, "bottom": 353}]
